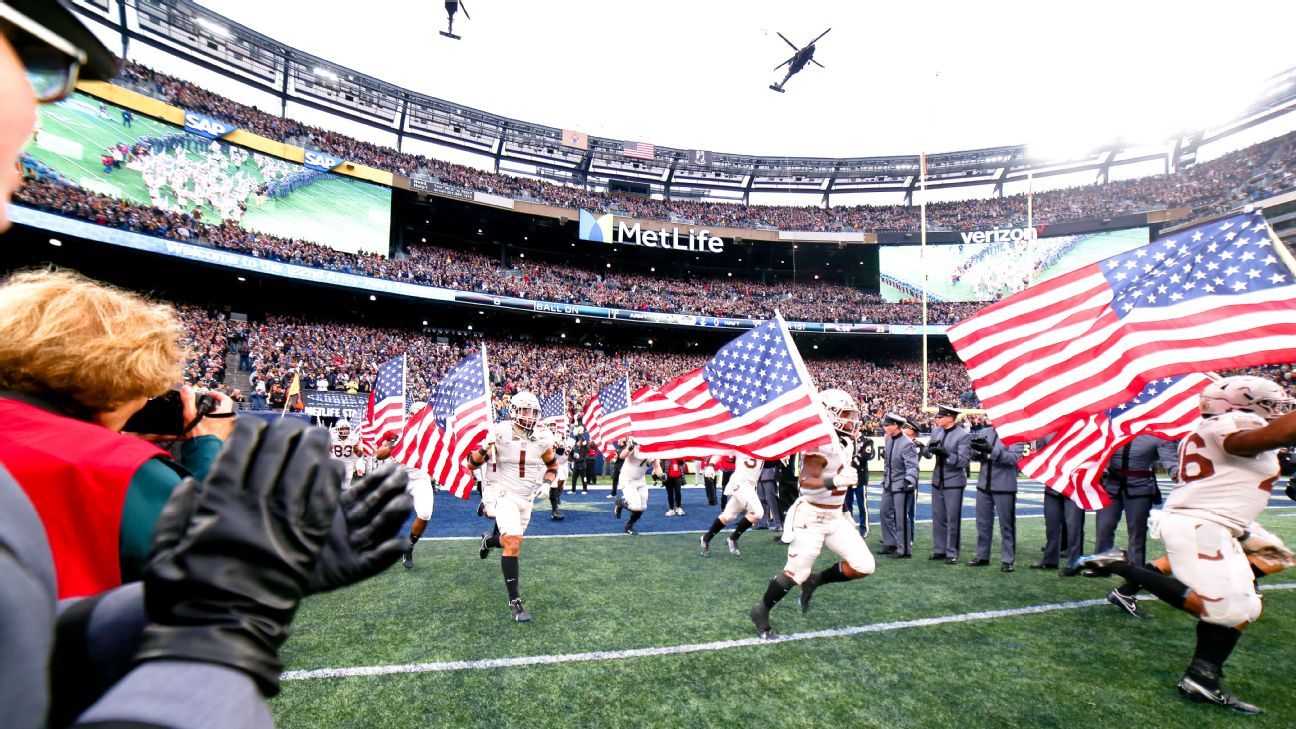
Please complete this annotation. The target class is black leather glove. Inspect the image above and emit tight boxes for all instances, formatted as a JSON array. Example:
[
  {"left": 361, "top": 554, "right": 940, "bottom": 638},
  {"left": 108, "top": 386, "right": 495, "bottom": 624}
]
[
  {"left": 134, "top": 418, "right": 340, "bottom": 697},
  {"left": 928, "top": 443, "right": 949, "bottom": 459},
  {"left": 308, "top": 464, "right": 412, "bottom": 593},
  {"left": 970, "top": 435, "right": 992, "bottom": 454}
]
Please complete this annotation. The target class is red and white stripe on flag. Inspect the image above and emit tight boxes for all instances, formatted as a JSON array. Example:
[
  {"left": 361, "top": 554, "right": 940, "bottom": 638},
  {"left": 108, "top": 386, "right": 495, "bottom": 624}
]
[
  {"left": 629, "top": 316, "right": 835, "bottom": 460},
  {"left": 582, "top": 377, "right": 635, "bottom": 456},
  {"left": 390, "top": 348, "right": 490, "bottom": 500},
  {"left": 1019, "top": 373, "right": 1210, "bottom": 509},
  {"left": 948, "top": 211, "right": 1296, "bottom": 444},
  {"left": 358, "top": 355, "right": 406, "bottom": 453}
]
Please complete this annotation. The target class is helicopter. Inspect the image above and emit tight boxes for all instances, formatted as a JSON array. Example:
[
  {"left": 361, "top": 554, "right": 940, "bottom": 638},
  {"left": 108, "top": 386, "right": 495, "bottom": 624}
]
[
  {"left": 440, "top": 0, "right": 470, "bottom": 40},
  {"left": 768, "top": 27, "right": 830, "bottom": 93}
]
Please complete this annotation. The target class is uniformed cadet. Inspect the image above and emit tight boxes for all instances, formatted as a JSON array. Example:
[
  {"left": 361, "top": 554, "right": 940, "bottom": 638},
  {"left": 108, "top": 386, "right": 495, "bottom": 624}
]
[
  {"left": 966, "top": 425, "right": 1023, "bottom": 572},
  {"left": 880, "top": 413, "right": 918, "bottom": 558},
  {"left": 1095, "top": 434, "right": 1180, "bottom": 567},
  {"left": 921, "top": 405, "right": 972, "bottom": 563}
]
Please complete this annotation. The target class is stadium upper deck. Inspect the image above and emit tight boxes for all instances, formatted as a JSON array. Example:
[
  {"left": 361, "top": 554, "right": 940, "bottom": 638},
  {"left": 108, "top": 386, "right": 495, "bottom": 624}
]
[{"left": 67, "top": 0, "right": 1296, "bottom": 239}]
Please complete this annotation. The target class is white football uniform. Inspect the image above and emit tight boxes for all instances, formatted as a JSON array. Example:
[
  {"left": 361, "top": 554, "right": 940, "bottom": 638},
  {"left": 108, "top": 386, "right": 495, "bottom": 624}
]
[
  {"left": 619, "top": 445, "right": 654, "bottom": 512},
  {"left": 719, "top": 454, "right": 765, "bottom": 523},
  {"left": 329, "top": 430, "right": 362, "bottom": 485},
  {"left": 1157, "top": 411, "right": 1276, "bottom": 626},
  {"left": 555, "top": 437, "right": 574, "bottom": 485},
  {"left": 489, "top": 421, "right": 556, "bottom": 536},
  {"left": 477, "top": 457, "right": 500, "bottom": 519},
  {"left": 404, "top": 463, "right": 435, "bottom": 521},
  {"left": 781, "top": 435, "right": 873, "bottom": 584}
]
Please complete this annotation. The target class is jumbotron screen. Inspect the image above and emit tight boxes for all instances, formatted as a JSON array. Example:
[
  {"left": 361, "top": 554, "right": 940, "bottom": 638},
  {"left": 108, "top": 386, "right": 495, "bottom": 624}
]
[
  {"left": 879, "top": 227, "right": 1150, "bottom": 303},
  {"left": 23, "top": 93, "right": 392, "bottom": 255}
]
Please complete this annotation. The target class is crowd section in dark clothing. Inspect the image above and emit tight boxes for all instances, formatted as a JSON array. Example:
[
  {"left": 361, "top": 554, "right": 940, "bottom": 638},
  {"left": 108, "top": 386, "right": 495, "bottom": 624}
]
[
  {"left": 13, "top": 177, "right": 979, "bottom": 324},
  {"left": 173, "top": 310, "right": 976, "bottom": 432},
  {"left": 116, "top": 61, "right": 1296, "bottom": 233}
]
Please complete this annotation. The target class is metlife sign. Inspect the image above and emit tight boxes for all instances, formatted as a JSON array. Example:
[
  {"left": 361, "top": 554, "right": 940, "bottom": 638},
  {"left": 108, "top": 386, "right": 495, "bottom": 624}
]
[{"left": 577, "top": 208, "right": 724, "bottom": 253}]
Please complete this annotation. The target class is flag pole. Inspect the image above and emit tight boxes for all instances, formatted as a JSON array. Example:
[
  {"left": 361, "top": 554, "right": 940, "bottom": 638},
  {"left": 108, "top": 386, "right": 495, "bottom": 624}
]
[
  {"left": 920, "top": 152, "right": 930, "bottom": 415},
  {"left": 280, "top": 369, "right": 300, "bottom": 418},
  {"left": 773, "top": 311, "right": 835, "bottom": 437}
]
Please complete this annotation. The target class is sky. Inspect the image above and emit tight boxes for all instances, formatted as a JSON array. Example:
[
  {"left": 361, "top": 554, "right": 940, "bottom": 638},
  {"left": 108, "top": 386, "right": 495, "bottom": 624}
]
[{"left": 188, "top": 0, "right": 1296, "bottom": 159}]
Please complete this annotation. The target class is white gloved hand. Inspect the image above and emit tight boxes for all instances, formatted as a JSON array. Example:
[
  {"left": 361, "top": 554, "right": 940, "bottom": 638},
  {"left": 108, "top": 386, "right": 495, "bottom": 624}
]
[
  {"left": 1240, "top": 522, "right": 1289, "bottom": 554},
  {"left": 703, "top": 466, "right": 716, "bottom": 479},
  {"left": 832, "top": 466, "right": 859, "bottom": 488}
]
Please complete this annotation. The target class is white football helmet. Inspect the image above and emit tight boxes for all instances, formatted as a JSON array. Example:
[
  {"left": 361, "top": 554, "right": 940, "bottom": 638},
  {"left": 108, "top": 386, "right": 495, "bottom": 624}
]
[
  {"left": 818, "top": 389, "right": 860, "bottom": 437},
  {"left": 1201, "top": 375, "right": 1292, "bottom": 420},
  {"left": 511, "top": 391, "right": 541, "bottom": 434},
  {"left": 334, "top": 418, "right": 351, "bottom": 438}
]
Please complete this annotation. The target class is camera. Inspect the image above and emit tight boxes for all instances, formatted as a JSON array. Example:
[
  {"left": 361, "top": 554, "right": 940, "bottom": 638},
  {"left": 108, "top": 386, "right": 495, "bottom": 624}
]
[{"left": 123, "top": 389, "right": 219, "bottom": 436}]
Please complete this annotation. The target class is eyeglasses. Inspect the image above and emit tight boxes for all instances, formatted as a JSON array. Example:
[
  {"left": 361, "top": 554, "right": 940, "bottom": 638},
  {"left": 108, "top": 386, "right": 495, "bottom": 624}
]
[{"left": 0, "top": 3, "right": 87, "bottom": 103}]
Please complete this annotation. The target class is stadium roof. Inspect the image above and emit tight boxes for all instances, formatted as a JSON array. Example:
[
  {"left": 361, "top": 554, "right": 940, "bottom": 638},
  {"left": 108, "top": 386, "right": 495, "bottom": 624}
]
[{"left": 73, "top": 0, "right": 1296, "bottom": 200}]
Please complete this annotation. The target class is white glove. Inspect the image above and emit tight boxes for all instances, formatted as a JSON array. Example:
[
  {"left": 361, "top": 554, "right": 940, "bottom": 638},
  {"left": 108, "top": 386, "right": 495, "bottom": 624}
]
[
  {"left": 354, "top": 458, "right": 368, "bottom": 477},
  {"left": 703, "top": 466, "right": 716, "bottom": 479},
  {"left": 832, "top": 466, "right": 859, "bottom": 489},
  {"left": 1240, "top": 522, "right": 1288, "bottom": 553}
]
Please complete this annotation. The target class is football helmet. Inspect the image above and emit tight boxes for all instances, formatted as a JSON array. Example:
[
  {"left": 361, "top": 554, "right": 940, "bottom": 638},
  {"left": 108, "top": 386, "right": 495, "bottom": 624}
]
[
  {"left": 334, "top": 418, "right": 351, "bottom": 438},
  {"left": 511, "top": 391, "right": 541, "bottom": 434},
  {"left": 818, "top": 389, "right": 860, "bottom": 436},
  {"left": 1201, "top": 375, "right": 1292, "bottom": 420}
]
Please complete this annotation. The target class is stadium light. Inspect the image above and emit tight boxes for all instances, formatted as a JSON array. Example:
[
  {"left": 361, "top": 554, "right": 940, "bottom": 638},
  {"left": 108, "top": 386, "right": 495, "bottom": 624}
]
[
  {"left": 48, "top": 238, "right": 61, "bottom": 247},
  {"left": 606, "top": 263, "right": 611, "bottom": 268},
  {"left": 421, "top": 237, "right": 426, "bottom": 242},
  {"left": 467, "top": 325, "right": 473, "bottom": 330},
  {"left": 196, "top": 18, "right": 230, "bottom": 37},
  {"left": 575, "top": 318, "right": 581, "bottom": 323},
  {"left": 560, "top": 333, "right": 566, "bottom": 339},
  {"left": 368, "top": 294, "right": 376, "bottom": 301},
  {"left": 520, "top": 253, "right": 525, "bottom": 258},
  {"left": 648, "top": 339, "right": 654, "bottom": 345},
  {"left": 236, "top": 276, "right": 246, "bottom": 282},
  {"left": 422, "top": 320, "right": 428, "bottom": 325}
]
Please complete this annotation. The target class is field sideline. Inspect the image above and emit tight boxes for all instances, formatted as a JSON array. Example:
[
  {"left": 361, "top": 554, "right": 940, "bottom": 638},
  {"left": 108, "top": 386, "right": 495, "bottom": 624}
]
[{"left": 271, "top": 496, "right": 1296, "bottom": 728}]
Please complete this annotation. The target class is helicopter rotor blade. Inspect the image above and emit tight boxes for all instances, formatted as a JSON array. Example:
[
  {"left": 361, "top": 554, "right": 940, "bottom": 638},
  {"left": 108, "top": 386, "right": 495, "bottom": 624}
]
[
  {"left": 773, "top": 57, "right": 793, "bottom": 71},
  {"left": 809, "top": 27, "right": 831, "bottom": 45},
  {"left": 459, "top": 1, "right": 470, "bottom": 20},
  {"left": 811, "top": 59, "right": 826, "bottom": 69},
  {"left": 775, "top": 32, "right": 801, "bottom": 52}
]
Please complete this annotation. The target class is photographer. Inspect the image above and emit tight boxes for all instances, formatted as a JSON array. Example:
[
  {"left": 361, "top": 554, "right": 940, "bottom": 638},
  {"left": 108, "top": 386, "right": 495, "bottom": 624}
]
[{"left": 0, "top": 269, "right": 235, "bottom": 598}]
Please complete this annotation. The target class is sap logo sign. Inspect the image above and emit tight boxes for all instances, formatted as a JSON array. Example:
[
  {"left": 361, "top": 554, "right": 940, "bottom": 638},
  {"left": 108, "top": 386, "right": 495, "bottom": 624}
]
[
  {"left": 183, "top": 111, "right": 233, "bottom": 139},
  {"left": 304, "top": 150, "right": 344, "bottom": 171}
]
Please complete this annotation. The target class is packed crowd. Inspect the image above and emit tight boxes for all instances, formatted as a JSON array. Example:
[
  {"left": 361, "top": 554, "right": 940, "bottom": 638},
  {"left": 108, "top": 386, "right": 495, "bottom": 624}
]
[
  {"left": 14, "top": 176, "right": 980, "bottom": 323},
  {"left": 183, "top": 310, "right": 977, "bottom": 431},
  {"left": 116, "top": 61, "right": 1296, "bottom": 232}
]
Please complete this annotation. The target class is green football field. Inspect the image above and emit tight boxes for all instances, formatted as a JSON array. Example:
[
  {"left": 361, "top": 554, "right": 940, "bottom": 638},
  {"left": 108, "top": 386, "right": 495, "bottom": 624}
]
[
  {"left": 23, "top": 93, "right": 390, "bottom": 254},
  {"left": 271, "top": 505, "right": 1296, "bottom": 728}
]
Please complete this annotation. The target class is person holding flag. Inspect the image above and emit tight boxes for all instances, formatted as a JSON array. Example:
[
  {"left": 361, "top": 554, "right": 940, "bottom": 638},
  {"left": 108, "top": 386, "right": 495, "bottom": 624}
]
[
  {"left": 468, "top": 391, "right": 560, "bottom": 623},
  {"left": 281, "top": 371, "right": 301, "bottom": 416},
  {"left": 539, "top": 390, "right": 569, "bottom": 519}
]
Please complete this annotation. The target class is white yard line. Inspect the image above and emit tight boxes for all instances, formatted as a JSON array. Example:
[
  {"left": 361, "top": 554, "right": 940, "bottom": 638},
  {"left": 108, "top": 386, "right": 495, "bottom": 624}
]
[{"left": 282, "top": 583, "right": 1296, "bottom": 681}]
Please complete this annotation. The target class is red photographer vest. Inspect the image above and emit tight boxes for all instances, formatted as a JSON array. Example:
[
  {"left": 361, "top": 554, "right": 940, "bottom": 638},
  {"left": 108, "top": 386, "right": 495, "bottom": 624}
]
[{"left": 0, "top": 397, "right": 166, "bottom": 598}]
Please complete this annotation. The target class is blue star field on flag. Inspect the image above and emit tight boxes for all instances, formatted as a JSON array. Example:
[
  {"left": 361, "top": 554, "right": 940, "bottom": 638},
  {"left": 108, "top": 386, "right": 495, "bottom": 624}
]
[
  {"left": 702, "top": 318, "right": 799, "bottom": 416},
  {"left": 431, "top": 349, "right": 486, "bottom": 429},
  {"left": 598, "top": 377, "right": 630, "bottom": 415},
  {"left": 1104, "top": 211, "right": 1288, "bottom": 316}
]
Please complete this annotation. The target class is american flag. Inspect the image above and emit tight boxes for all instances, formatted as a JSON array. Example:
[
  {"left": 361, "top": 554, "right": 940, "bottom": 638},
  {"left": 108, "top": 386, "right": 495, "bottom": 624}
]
[
  {"left": 539, "top": 390, "right": 569, "bottom": 439},
  {"left": 1019, "top": 374, "right": 1210, "bottom": 509},
  {"left": 630, "top": 316, "right": 835, "bottom": 459},
  {"left": 623, "top": 141, "right": 655, "bottom": 160},
  {"left": 391, "top": 348, "right": 490, "bottom": 499},
  {"left": 581, "top": 377, "right": 633, "bottom": 456},
  {"left": 949, "top": 211, "right": 1296, "bottom": 444},
  {"left": 357, "top": 355, "right": 405, "bottom": 453}
]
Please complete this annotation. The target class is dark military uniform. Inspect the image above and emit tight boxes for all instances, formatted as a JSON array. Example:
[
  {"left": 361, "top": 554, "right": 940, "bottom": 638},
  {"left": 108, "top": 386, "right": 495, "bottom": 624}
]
[{"left": 1094, "top": 434, "right": 1179, "bottom": 566}]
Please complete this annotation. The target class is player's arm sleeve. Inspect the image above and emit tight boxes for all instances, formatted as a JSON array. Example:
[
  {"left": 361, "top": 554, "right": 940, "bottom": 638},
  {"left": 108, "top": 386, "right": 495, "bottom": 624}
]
[{"left": 118, "top": 457, "right": 188, "bottom": 582}]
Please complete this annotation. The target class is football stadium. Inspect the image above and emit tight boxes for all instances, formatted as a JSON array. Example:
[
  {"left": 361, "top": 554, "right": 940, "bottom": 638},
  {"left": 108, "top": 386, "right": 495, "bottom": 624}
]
[{"left": 3, "top": 1, "right": 1296, "bottom": 727}]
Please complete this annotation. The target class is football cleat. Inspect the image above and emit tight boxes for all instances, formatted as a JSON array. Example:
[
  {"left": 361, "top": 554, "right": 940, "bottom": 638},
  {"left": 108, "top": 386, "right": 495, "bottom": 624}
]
[
  {"left": 749, "top": 603, "right": 777, "bottom": 640},
  {"left": 479, "top": 532, "right": 492, "bottom": 560},
  {"left": 509, "top": 598, "right": 532, "bottom": 623},
  {"left": 727, "top": 535, "right": 742, "bottom": 556},
  {"left": 614, "top": 497, "right": 625, "bottom": 519},
  {"left": 699, "top": 534, "right": 710, "bottom": 556},
  {"left": 1178, "top": 674, "right": 1260, "bottom": 715},
  {"left": 550, "top": 510, "right": 565, "bottom": 521},
  {"left": 797, "top": 574, "right": 821, "bottom": 614},
  {"left": 1107, "top": 588, "right": 1153, "bottom": 618},
  {"left": 624, "top": 524, "right": 639, "bottom": 536},
  {"left": 1074, "top": 548, "right": 1128, "bottom": 577},
  {"left": 402, "top": 547, "right": 414, "bottom": 570}
]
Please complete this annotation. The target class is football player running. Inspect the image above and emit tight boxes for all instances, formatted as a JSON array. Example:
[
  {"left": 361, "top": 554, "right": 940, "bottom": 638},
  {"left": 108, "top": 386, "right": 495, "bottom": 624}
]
[
  {"left": 750, "top": 390, "right": 875, "bottom": 639},
  {"left": 466, "top": 392, "right": 560, "bottom": 622},
  {"left": 329, "top": 418, "right": 362, "bottom": 485},
  {"left": 699, "top": 453, "right": 763, "bottom": 556},
  {"left": 373, "top": 413, "right": 438, "bottom": 570},
  {"left": 614, "top": 438, "right": 660, "bottom": 535},
  {"left": 1077, "top": 375, "right": 1296, "bottom": 715}
]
